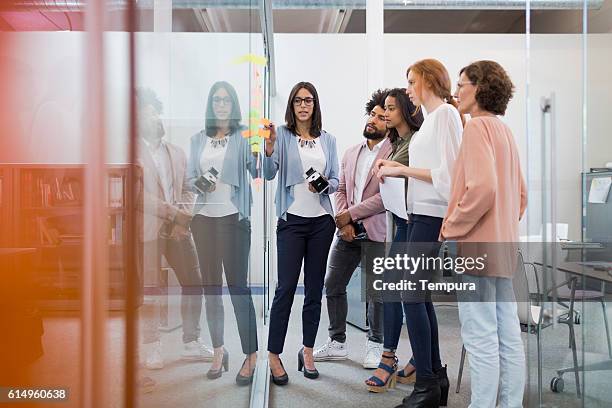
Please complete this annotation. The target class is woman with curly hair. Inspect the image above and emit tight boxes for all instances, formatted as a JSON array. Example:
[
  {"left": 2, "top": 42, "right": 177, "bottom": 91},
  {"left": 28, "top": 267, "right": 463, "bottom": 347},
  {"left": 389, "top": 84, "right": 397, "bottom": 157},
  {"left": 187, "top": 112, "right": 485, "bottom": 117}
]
[{"left": 441, "top": 60, "right": 527, "bottom": 408}]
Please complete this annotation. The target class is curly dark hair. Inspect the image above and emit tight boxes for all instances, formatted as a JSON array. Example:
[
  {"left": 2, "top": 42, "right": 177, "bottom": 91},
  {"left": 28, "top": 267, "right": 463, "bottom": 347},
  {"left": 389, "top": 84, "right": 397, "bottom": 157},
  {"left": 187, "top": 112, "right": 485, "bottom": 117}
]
[
  {"left": 385, "top": 88, "right": 424, "bottom": 144},
  {"left": 136, "top": 87, "right": 163, "bottom": 114},
  {"left": 460, "top": 60, "right": 514, "bottom": 116},
  {"left": 365, "top": 88, "right": 390, "bottom": 115}
]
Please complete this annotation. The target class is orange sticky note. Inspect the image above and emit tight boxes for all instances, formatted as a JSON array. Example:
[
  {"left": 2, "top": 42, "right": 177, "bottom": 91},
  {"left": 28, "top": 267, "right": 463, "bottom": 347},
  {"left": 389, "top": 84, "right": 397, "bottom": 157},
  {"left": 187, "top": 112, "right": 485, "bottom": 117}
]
[
  {"left": 258, "top": 128, "right": 270, "bottom": 138},
  {"left": 260, "top": 118, "right": 271, "bottom": 127},
  {"left": 253, "top": 177, "right": 263, "bottom": 192},
  {"left": 242, "top": 129, "right": 251, "bottom": 138}
]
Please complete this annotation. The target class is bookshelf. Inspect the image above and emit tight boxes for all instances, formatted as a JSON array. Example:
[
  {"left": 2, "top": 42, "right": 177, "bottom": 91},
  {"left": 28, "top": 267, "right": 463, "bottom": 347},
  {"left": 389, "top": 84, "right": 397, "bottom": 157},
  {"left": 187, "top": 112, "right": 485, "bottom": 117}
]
[
  {"left": 0, "top": 167, "right": 12, "bottom": 246},
  {"left": 1, "top": 164, "right": 142, "bottom": 310}
]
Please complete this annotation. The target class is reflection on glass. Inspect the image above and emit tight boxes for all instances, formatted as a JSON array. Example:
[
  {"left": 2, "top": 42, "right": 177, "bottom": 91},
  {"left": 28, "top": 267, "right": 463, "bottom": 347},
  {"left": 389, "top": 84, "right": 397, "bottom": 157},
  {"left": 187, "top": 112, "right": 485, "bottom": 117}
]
[
  {"left": 187, "top": 81, "right": 259, "bottom": 385},
  {"left": 136, "top": 87, "right": 212, "bottom": 393}
]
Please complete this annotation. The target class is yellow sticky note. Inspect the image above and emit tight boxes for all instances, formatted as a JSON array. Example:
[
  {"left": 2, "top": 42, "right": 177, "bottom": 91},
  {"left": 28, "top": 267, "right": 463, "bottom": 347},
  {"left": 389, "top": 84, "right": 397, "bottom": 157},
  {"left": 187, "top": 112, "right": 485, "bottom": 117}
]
[
  {"left": 251, "top": 143, "right": 261, "bottom": 153},
  {"left": 231, "top": 54, "right": 267, "bottom": 66}
]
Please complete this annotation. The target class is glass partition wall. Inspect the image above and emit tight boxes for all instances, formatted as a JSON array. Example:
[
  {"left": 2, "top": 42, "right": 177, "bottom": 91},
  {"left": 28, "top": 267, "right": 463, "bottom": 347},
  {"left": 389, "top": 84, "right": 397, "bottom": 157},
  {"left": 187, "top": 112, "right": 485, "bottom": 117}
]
[
  {"left": 525, "top": 0, "right": 612, "bottom": 406},
  {"left": 0, "top": 1, "right": 269, "bottom": 407},
  {"left": 1, "top": 0, "right": 611, "bottom": 407},
  {"left": 132, "top": 7, "right": 268, "bottom": 408}
]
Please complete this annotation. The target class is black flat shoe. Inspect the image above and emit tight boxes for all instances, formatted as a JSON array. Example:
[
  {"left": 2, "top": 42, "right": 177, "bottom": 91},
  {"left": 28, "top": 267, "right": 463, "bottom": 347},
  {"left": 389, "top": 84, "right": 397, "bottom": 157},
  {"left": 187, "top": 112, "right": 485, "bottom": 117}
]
[
  {"left": 206, "top": 348, "right": 229, "bottom": 380},
  {"left": 270, "top": 357, "right": 289, "bottom": 386},
  {"left": 236, "top": 357, "right": 256, "bottom": 386},
  {"left": 298, "top": 348, "right": 319, "bottom": 379}
]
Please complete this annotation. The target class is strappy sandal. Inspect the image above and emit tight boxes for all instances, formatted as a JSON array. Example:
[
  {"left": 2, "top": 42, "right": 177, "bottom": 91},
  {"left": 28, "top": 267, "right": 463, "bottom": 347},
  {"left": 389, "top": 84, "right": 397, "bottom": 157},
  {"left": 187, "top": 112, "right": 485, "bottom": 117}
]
[
  {"left": 365, "top": 354, "right": 398, "bottom": 393},
  {"left": 397, "top": 364, "right": 417, "bottom": 384}
]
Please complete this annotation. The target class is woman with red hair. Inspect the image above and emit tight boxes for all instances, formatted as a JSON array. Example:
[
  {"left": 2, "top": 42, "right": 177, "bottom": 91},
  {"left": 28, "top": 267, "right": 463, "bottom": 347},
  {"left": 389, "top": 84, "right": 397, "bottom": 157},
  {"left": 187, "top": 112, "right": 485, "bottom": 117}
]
[{"left": 370, "top": 59, "right": 463, "bottom": 407}]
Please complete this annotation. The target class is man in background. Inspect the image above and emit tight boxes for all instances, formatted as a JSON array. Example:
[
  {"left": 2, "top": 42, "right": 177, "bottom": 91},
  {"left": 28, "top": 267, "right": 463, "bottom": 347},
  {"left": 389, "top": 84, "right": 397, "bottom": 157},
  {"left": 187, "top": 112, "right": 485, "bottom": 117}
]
[
  {"left": 137, "top": 88, "right": 213, "bottom": 374},
  {"left": 314, "top": 89, "right": 392, "bottom": 368}
]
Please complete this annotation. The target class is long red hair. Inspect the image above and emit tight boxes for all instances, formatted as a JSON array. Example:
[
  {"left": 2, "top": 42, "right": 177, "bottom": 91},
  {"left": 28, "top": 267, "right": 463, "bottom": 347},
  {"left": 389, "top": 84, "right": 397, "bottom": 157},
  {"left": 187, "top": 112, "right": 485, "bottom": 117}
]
[{"left": 407, "top": 59, "right": 465, "bottom": 127}]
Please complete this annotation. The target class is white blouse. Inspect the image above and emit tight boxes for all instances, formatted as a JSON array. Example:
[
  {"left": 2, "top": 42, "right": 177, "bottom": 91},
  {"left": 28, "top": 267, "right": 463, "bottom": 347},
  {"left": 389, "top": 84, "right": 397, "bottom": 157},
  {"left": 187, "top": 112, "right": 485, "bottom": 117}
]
[
  {"left": 287, "top": 138, "right": 328, "bottom": 218},
  {"left": 198, "top": 136, "right": 239, "bottom": 217},
  {"left": 406, "top": 103, "right": 463, "bottom": 218}
]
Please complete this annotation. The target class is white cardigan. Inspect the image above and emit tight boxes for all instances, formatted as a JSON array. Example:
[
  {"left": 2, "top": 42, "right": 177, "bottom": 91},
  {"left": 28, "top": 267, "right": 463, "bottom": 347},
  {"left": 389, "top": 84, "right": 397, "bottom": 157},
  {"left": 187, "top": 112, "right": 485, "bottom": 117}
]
[{"left": 406, "top": 103, "right": 463, "bottom": 218}]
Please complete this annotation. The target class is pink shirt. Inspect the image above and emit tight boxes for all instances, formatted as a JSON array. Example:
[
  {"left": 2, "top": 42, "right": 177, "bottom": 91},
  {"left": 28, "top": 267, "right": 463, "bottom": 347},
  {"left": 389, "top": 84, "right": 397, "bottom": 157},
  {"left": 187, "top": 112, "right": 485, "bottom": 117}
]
[{"left": 441, "top": 116, "right": 527, "bottom": 277}]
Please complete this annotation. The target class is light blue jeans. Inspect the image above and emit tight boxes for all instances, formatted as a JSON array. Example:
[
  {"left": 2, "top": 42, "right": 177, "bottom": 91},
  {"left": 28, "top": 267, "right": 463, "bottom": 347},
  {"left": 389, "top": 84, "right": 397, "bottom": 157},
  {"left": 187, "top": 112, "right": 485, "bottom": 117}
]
[{"left": 457, "top": 275, "right": 526, "bottom": 408}]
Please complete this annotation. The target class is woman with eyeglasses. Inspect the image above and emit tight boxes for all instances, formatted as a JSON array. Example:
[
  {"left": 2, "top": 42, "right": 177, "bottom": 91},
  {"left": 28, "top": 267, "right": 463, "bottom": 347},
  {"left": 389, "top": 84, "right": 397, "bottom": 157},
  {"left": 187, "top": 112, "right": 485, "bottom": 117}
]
[
  {"left": 187, "top": 81, "right": 258, "bottom": 385},
  {"left": 373, "top": 59, "right": 463, "bottom": 408},
  {"left": 442, "top": 60, "right": 526, "bottom": 408},
  {"left": 263, "top": 81, "right": 339, "bottom": 385}
]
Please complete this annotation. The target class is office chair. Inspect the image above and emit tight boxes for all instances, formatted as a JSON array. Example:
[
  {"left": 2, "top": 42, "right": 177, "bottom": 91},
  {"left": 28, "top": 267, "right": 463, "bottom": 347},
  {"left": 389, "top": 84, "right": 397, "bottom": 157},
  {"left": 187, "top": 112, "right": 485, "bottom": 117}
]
[{"left": 455, "top": 251, "right": 585, "bottom": 402}]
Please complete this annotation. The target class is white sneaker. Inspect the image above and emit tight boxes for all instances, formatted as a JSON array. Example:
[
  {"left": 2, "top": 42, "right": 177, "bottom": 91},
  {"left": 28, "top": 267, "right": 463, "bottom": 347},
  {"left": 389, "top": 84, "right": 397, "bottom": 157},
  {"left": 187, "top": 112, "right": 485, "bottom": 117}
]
[
  {"left": 138, "top": 376, "right": 156, "bottom": 394},
  {"left": 145, "top": 341, "right": 164, "bottom": 370},
  {"left": 363, "top": 339, "right": 383, "bottom": 369},
  {"left": 197, "top": 339, "right": 215, "bottom": 360},
  {"left": 313, "top": 337, "right": 348, "bottom": 361},
  {"left": 181, "top": 340, "right": 214, "bottom": 361}
]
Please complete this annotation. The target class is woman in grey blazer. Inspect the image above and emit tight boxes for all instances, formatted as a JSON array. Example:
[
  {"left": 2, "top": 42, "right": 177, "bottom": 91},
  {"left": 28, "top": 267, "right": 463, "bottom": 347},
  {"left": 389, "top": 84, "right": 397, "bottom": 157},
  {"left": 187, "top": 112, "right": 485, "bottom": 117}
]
[
  {"left": 187, "top": 81, "right": 258, "bottom": 385},
  {"left": 263, "top": 82, "right": 339, "bottom": 385}
]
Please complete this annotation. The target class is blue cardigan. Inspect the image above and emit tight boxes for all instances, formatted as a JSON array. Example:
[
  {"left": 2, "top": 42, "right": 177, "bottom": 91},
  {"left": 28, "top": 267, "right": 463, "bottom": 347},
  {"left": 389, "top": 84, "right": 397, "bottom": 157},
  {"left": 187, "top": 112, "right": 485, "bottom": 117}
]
[
  {"left": 187, "top": 128, "right": 257, "bottom": 220},
  {"left": 263, "top": 125, "right": 339, "bottom": 220}
]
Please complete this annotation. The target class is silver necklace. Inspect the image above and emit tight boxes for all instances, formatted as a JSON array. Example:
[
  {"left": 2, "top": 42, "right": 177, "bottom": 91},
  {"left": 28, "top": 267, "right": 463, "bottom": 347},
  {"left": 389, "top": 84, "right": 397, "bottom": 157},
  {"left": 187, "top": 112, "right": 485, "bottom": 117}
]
[
  {"left": 210, "top": 134, "right": 230, "bottom": 148},
  {"left": 298, "top": 137, "right": 316, "bottom": 149}
]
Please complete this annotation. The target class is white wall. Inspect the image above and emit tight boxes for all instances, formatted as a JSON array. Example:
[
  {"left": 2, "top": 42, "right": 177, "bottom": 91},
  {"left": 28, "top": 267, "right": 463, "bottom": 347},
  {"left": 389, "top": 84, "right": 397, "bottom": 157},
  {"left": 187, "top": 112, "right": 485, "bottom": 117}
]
[
  {"left": 0, "top": 33, "right": 85, "bottom": 163},
  {"left": 273, "top": 33, "right": 612, "bottom": 241},
  {"left": 0, "top": 32, "right": 269, "bottom": 285},
  {"left": 587, "top": 35, "right": 612, "bottom": 170},
  {"left": 2, "top": 31, "right": 610, "bottom": 251},
  {"left": 272, "top": 35, "right": 369, "bottom": 161}
]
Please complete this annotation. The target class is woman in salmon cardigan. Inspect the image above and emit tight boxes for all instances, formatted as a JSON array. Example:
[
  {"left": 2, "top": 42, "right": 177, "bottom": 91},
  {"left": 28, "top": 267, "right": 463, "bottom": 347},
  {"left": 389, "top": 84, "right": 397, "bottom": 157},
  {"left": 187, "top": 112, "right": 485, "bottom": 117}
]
[{"left": 441, "top": 60, "right": 527, "bottom": 408}]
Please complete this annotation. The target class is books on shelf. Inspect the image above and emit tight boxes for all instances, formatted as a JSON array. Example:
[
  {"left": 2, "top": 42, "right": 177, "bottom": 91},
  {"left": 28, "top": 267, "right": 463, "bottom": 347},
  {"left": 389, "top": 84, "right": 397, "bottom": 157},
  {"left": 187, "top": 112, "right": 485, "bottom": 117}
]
[
  {"left": 36, "top": 217, "right": 61, "bottom": 245},
  {"left": 24, "top": 172, "right": 82, "bottom": 207},
  {"left": 108, "top": 214, "right": 124, "bottom": 244},
  {"left": 108, "top": 176, "right": 125, "bottom": 208}
]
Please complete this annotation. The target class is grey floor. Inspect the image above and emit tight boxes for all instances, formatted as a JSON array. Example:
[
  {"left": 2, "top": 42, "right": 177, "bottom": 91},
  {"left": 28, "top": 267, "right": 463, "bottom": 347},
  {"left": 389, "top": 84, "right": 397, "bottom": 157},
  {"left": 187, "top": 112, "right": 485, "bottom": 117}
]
[
  {"left": 269, "top": 296, "right": 612, "bottom": 408},
  {"left": 25, "top": 295, "right": 261, "bottom": 408},
  {"left": 23, "top": 294, "right": 612, "bottom": 408}
]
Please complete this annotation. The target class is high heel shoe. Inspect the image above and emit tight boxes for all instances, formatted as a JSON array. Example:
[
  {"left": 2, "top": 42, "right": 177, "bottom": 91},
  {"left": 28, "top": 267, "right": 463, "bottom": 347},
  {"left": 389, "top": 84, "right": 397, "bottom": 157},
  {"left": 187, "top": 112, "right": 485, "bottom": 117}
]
[
  {"left": 270, "top": 357, "right": 289, "bottom": 386},
  {"left": 397, "top": 364, "right": 417, "bottom": 384},
  {"left": 365, "top": 354, "right": 398, "bottom": 393},
  {"left": 236, "top": 356, "right": 256, "bottom": 386},
  {"left": 298, "top": 348, "right": 319, "bottom": 379},
  {"left": 436, "top": 365, "right": 449, "bottom": 407},
  {"left": 206, "top": 348, "right": 229, "bottom": 380}
]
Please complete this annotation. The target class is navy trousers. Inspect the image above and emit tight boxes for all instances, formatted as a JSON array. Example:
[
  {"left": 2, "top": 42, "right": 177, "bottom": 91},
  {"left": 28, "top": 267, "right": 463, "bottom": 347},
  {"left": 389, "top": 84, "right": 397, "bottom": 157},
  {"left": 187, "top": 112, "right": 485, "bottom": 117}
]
[
  {"left": 267, "top": 213, "right": 336, "bottom": 355},
  {"left": 383, "top": 214, "right": 443, "bottom": 379}
]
